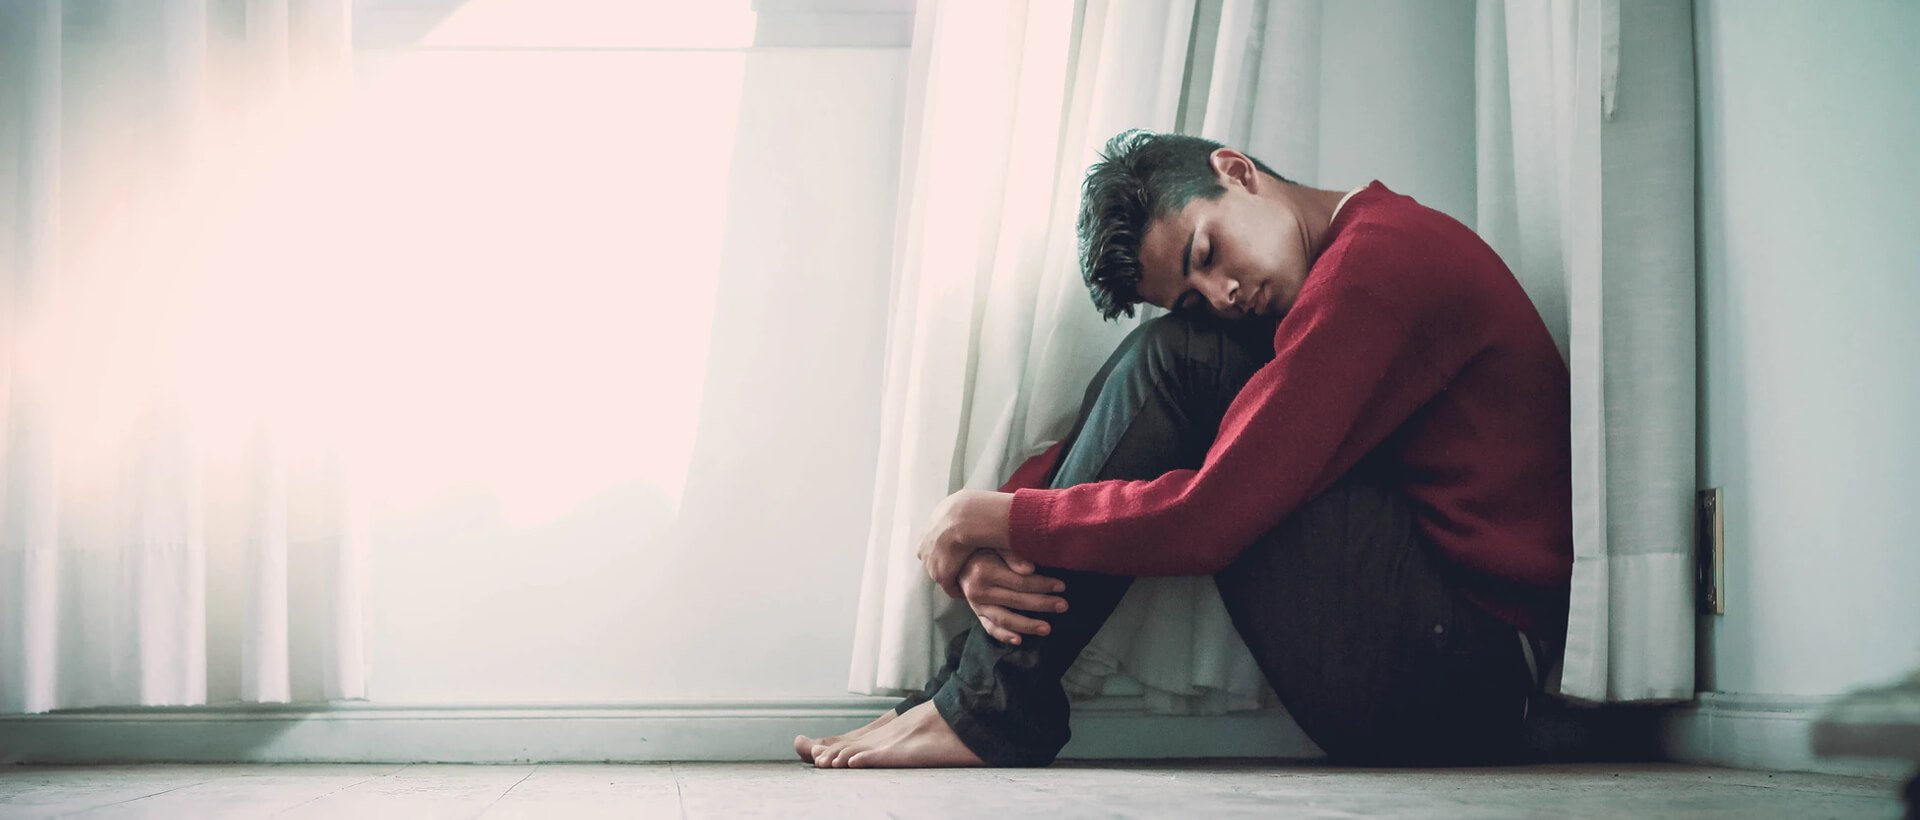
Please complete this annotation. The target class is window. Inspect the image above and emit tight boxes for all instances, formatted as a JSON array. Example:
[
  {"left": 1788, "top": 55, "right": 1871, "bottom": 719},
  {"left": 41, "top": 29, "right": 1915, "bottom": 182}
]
[{"left": 338, "top": 0, "right": 911, "bottom": 524}]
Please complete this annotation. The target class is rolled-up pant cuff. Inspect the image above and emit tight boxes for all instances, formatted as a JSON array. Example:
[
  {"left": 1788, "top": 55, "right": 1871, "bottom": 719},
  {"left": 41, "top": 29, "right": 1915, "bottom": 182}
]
[
  {"left": 891, "top": 691, "right": 928, "bottom": 715},
  {"left": 930, "top": 678, "right": 1059, "bottom": 767}
]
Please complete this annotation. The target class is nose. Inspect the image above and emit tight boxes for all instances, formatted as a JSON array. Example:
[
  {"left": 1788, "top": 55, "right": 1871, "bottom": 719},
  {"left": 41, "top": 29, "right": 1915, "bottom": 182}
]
[{"left": 1201, "top": 276, "right": 1241, "bottom": 313}]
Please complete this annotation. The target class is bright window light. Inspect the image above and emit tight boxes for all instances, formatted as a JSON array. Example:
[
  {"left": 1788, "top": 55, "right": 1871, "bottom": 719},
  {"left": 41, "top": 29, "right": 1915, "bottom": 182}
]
[
  {"left": 420, "top": 0, "right": 758, "bottom": 49},
  {"left": 328, "top": 4, "right": 753, "bottom": 524}
]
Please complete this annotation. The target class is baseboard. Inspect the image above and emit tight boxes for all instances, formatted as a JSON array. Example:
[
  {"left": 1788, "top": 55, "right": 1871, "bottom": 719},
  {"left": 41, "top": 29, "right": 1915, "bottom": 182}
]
[
  {"left": 20, "top": 692, "right": 1919, "bottom": 773},
  {"left": 1660, "top": 692, "right": 1914, "bottom": 778},
  {"left": 0, "top": 697, "right": 1320, "bottom": 764}
]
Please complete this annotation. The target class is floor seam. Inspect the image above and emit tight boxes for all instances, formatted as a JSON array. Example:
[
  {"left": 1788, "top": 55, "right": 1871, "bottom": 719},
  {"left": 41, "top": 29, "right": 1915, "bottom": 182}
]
[
  {"left": 472, "top": 764, "right": 539, "bottom": 817},
  {"left": 670, "top": 762, "right": 687, "bottom": 820},
  {"left": 52, "top": 766, "right": 261, "bottom": 819},
  {"left": 267, "top": 762, "right": 411, "bottom": 818}
]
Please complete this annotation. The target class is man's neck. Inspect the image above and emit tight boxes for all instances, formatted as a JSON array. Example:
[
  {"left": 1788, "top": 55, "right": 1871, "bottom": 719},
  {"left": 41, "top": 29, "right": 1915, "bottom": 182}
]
[{"left": 1293, "top": 185, "right": 1353, "bottom": 258}]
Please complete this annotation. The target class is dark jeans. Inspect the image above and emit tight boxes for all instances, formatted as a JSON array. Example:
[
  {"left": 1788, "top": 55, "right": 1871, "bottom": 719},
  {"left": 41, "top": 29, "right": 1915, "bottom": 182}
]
[{"left": 893, "top": 311, "right": 1537, "bottom": 766}]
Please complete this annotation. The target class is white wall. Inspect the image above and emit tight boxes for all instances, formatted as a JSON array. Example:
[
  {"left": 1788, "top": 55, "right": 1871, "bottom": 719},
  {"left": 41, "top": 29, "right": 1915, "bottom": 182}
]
[
  {"left": 352, "top": 45, "right": 909, "bottom": 702},
  {"left": 1695, "top": 0, "right": 1920, "bottom": 697}
]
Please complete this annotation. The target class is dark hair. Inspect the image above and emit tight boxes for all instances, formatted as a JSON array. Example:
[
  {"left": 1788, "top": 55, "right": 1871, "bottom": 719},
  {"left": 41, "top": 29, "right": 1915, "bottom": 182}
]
[{"left": 1075, "top": 129, "right": 1291, "bottom": 321}]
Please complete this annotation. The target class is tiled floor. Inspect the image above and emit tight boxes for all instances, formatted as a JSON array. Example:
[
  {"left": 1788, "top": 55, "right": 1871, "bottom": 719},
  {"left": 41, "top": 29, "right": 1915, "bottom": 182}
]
[{"left": 0, "top": 761, "right": 1907, "bottom": 818}]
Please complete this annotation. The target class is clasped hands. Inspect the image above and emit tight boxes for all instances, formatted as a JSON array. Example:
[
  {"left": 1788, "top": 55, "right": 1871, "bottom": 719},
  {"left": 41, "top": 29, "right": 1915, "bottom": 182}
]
[{"left": 916, "top": 489, "right": 1068, "bottom": 645}]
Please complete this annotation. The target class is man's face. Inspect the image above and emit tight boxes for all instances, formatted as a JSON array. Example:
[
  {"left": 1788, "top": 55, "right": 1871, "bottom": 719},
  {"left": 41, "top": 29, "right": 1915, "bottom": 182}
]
[{"left": 1135, "top": 150, "right": 1312, "bottom": 321}]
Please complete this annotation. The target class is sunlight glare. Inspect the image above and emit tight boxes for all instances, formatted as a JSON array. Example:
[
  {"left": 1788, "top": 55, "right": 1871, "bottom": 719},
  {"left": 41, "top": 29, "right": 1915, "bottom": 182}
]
[
  {"left": 421, "top": 0, "right": 757, "bottom": 49},
  {"left": 336, "top": 45, "right": 747, "bottom": 525}
]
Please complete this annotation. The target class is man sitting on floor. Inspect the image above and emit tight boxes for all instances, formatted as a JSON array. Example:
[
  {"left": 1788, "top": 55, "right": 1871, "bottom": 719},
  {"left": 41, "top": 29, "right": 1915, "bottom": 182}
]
[{"left": 799, "top": 129, "right": 1573, "bottom": 768}]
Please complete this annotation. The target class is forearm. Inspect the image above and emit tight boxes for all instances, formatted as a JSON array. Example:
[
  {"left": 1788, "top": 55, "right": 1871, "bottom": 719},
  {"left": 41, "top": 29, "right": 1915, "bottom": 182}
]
[{"left": 958, "top": 490, "right": 1014, "bottom": 552}]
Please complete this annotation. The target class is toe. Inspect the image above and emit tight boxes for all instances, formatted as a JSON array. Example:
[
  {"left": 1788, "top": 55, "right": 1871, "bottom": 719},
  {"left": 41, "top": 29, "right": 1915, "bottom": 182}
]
[
  {"left": 794, "top": 735, "right": 815, "bottom": 762},
  {"left": 830, "top": 744, "right": 858, "bottom": 768}
]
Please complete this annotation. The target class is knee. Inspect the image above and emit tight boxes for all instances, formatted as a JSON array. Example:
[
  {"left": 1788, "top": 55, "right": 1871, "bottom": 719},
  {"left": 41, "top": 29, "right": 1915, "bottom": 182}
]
[
  {"left": 1119, "top": 312, "right": 1276, "bottom": 403},
  {"left": 1118, "top": 313, "right": 1201, "bottom": 385}
]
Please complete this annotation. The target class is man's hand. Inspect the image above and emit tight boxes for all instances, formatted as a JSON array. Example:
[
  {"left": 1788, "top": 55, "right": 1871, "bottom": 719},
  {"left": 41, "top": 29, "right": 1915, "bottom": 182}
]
[
  {"left": 959, "top": 551, "right": 1066, "bottom": 645},
  {"left": 916, "top": 489, "right": 1025, "bottom": 598}
]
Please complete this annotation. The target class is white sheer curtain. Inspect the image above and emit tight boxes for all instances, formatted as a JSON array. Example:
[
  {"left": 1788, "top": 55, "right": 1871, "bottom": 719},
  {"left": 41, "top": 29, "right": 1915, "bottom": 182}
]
[
  {"left": 851, "top": 0, "right": 1333, "bottom": 715},
  {"left": 1475, "top": 0, "right": 1696, "bottom": 703},
  {"left": 0, "top": 0, "right": 368, "bottom": 714}
]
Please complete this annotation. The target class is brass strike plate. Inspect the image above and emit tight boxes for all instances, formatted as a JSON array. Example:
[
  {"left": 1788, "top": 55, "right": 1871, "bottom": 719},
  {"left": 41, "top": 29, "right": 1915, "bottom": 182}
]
[{"left": 1696, "top": 488, "right": 1726, "bottom": 615}]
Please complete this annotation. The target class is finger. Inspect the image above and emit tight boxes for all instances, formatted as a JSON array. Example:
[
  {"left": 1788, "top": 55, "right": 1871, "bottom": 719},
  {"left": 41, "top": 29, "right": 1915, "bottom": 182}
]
[
  {"left": 978, "top": 614, "right": 1022, "bottom": 645},
  {"left": 983, "top": 564, "right": 1059, "bottom": 595},
  {"left": 1020, "top": 572, "right": 1067, "bottom": 595},
  {"left": 1003, "top": 553, "right": 1037, "bottom": 575},
  {"left": 976, "top": 562, "right": 1027, "bottom": 588},
  {"left": 978, "top": 586, "right": 1068, "bottom": 614},
  {"left": 977, "top": 603, "right": 1052, "bottom": 637},
  {"left": 980, "top": 563, "right": 1064, "bottom": 595}
]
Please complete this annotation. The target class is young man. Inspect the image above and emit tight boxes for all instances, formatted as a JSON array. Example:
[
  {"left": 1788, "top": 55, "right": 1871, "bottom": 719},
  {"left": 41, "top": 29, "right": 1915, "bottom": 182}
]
[{"left": 799, "top": 129, "right": 1573, "bottom": 768}]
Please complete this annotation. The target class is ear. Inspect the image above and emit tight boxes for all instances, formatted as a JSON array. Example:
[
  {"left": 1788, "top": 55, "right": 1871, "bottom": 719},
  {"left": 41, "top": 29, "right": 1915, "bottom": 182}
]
[{"left": 1209, "top": 148, "right": 1260, "bottom": 194}]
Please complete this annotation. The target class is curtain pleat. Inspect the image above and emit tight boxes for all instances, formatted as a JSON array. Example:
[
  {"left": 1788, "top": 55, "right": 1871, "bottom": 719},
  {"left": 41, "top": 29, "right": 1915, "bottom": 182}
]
[
  {"left": 1476, "top": 0, "right": 1696, "bottom": 703},
  {"left": 0, "top": 0, "right": 367, "bottom": 715}
]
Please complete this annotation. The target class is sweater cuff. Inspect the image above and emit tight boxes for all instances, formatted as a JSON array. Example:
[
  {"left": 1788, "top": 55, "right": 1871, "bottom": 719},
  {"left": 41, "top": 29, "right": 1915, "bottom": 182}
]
[{"left": 1006, "top": 488, "right": 1060, "bottom": 565}]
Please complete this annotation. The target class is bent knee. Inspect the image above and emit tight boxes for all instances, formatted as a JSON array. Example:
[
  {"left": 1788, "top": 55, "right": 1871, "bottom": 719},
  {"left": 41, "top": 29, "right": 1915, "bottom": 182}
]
[
  {"left": 1127, "top": 314, "right": 1198, "bottom": 371},
  {"left": 1114, "top": 313, "right": 1219, "bottom": 387}
]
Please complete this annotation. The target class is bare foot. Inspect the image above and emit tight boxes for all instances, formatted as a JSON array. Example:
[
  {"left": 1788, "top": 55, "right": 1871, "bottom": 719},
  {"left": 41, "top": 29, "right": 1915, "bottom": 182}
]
[
  {"left": 825, "top": 700, "right": 988, "bottom": 769},
  {"left": 795, "top": 709, "right": 897, "bottom": 764}
]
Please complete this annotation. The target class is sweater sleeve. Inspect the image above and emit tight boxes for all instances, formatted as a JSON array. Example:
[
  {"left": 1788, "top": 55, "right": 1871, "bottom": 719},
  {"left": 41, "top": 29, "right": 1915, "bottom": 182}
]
[{"left": 1005, "top": 284, "right": 1456, "bottom": 575}]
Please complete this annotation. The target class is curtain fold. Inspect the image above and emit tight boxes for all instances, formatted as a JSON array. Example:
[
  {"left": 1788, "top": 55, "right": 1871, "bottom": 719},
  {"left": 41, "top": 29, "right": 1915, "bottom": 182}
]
[
  {"left": 1575, "top": 0, "right": 1697, "bottom": 703},
  {"left": 0, "top": 0, "right": 367, "bottom": 714},
  {"left": 1475, "top": 0, "right": 1696, "bottom": 703}
]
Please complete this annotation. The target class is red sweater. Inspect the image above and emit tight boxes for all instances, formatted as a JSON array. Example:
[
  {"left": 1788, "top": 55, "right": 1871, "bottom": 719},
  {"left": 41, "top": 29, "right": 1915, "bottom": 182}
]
[{"left": 1000, "top": 182, "right": 1573, "bottom": 635}]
